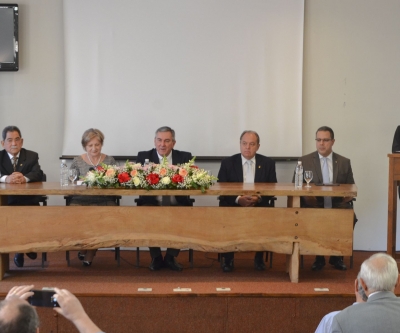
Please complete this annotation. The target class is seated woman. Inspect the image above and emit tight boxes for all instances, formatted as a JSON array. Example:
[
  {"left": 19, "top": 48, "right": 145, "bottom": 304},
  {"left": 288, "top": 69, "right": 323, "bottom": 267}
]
[{"left": 69, "top": 128, "right": 118, "bottom": 266}]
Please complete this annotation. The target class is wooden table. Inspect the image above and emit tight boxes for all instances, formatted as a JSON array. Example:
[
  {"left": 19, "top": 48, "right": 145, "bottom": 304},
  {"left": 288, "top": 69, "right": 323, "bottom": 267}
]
[
  {"left": 0, "top": 182, "right": 357, "bottom": 282},
  {"left": 387, "top": 154, "right": 400, "bottom": 258}
]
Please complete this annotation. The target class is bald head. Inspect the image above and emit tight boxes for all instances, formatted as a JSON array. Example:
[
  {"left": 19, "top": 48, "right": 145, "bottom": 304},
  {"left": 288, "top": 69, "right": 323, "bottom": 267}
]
[
  {"left": 0, "top": 297, "right": 39, "bottom": 333},
  {"left": 359, "top": 253, "right": 399, "bottom": 294}
]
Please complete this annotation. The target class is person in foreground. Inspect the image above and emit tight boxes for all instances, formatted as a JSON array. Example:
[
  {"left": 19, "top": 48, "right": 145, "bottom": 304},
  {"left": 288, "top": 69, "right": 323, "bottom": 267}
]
[
  {"left": 69, "top": 128, "right": 118, "bottom": 266},
  {"left": 217, "top": 130, "right": 277, "bottom": 272},
  {"left": 0, "top": 285, "right": 103, "bottom": 333},
  {"left": 0, "top": 125, "right": 44, "bottom": 268},
  {"left": 136, "top": 126, "right": 193, "bottom": 272},
  {"left": 297, "top": 126, "right": 355, "bottom": 271},
  {"left": 331, "top": 253, "right": 400, "bottom": 333},
  {"left": 315, "top": 273, "right": 367, "bottom": 333}
]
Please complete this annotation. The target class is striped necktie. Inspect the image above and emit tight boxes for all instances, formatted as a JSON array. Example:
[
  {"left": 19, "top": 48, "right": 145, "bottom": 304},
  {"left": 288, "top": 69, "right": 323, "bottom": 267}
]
[
  {"left": 322, "top": 157, "right": 332, "bottom": 208},
  {"left": 12, "top": 157, "right": 17, "bottom": 171}
]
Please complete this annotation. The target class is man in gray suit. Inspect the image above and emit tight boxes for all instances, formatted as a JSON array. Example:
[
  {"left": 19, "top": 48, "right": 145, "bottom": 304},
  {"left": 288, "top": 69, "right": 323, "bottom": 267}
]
[
  {"left": 297, "top": 126, "right": 355, "bottom": 271},
  {"left": 331, "top": 253, "right": 400, "bottom": 333}
]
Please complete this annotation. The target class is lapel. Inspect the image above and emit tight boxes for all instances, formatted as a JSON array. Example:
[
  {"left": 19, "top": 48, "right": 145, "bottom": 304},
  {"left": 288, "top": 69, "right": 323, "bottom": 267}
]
[
  {"left": 1, "top": 150, "right": 15, "bottom": 174},
  {"left": 254, "top": 154, "right": 263, "bottom": 182},
  {"left": 312, "top": 152, "right": 323, "bottom": 184},
  {"left": 233, "top": 154, "right": 244, "bottom": 182},
  {"left": 15, "top": 149, "right": 26, "bottom": 172},
  {"left": 171, "top": 149, "right": 178, "bottom": 165},
  {"left": 150, "top": 149, "right": 159, "bottom": 163},
  {"left": 332, "top": 152, "right": 338, "bottom": 183}
]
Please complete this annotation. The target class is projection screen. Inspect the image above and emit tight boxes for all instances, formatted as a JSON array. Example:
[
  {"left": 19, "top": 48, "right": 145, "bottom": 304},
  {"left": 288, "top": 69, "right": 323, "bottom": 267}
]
[{"left": 62, "top": 0, "right": 304, "bottom": 158}]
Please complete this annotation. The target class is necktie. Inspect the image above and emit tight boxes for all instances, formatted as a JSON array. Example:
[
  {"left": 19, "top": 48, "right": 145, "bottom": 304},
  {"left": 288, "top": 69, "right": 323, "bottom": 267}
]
[
  {"left": 12, "top": 157, "right": 17, "bottom": 171},
  {"left": 322, "top": 157, "right": 332, "bottom": 208},
  {"left": 245, "top": 160, "right": 254, "bottom": 183}
]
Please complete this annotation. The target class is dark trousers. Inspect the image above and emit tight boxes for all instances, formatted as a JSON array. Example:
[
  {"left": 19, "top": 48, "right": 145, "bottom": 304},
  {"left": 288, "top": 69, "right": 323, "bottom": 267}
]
[{"left": 222, "top": 251, "right": 264, "bottom": 262}]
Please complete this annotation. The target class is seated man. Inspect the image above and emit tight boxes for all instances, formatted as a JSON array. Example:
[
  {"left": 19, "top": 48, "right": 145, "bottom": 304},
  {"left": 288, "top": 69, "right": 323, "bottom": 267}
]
[
  {"left": 136, "top": 126, "right": 193, "bottom": 272},
  {"left": 0, "top": 285, "right": 103, "bottom": 333},
  {"left": 315, "top": 273, "right": 367, "bottom": 333},
  {"left": 296, "top": 126, "right": 355, "bottom": 271},
  {"left": 217, "top": 130, "right": 277, "bottom": 272},
  {"left": 331, "top": 253, "right": 400, "bottom": 332},
  {"left": 0, "top": 126, "right": 44, "bottom": 268}
]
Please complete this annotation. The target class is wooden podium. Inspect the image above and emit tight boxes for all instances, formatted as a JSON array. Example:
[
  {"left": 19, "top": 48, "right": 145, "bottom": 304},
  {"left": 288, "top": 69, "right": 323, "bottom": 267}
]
[{"left": 387, "top": 154, "right": 400, "bottom": 257}]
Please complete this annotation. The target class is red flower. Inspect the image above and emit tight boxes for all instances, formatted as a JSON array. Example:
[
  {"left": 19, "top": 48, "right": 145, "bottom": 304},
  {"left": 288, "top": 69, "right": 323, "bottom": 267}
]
[
  {"left": 172, "top": 174, "right": 184, "bottom": 183},
  {"left": 190, "top": 165, "right": 199, "bottom": 169},
  {"left": 118, "top": 172, "right": 130, "bottom": 183},
  {"left": 146, "top": 173, "right": 160, "bottom": 185},
  {"left": 96, "top": 166, "right": 105, "bottom": 172}
]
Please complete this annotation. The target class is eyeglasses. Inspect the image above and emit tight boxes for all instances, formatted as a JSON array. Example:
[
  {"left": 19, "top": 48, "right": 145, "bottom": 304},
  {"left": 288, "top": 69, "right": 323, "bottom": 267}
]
[
  {"left": 241, "top": 141, "right": 258, "bottom": 147},
  {"left": 315, "top": 138, "right": 332, "bottom": 143}
]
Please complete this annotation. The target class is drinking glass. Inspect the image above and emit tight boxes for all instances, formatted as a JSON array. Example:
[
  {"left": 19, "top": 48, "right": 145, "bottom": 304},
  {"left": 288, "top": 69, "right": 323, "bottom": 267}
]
[
  {"left": 68, "top": 169, "right": 78, "bottom": 185},
  {"left": 304, "top": 171, "right": 313, "bottom": 188}
]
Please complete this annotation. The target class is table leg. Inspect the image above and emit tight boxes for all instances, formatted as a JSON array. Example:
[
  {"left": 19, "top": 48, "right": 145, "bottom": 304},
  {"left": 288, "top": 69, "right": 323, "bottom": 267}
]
[
  {"left": 288, "top": 242, "right": 299, "bottom": 283},
  {"left": 0, "top": 253, "right": 9, "bottom": 281}
]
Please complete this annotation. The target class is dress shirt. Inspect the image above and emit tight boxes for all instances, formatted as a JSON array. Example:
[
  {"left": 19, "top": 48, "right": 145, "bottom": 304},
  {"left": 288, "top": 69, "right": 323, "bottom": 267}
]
[
  {"left": 318, "top": 152, "right": 333, "bottom": 183},
  {"left": 0, "top": 152, "right": 30, "bottom": 183},
  {"left": 235, "top": 155, "right": 257, "bottom": 204}
]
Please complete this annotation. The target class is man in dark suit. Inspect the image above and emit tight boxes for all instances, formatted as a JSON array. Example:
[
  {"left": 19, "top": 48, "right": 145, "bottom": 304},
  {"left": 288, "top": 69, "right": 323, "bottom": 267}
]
[
  {"left": 217, "top": 130, "right": 277, "bottom": 272},
  {"left": 331, "top": 253, "right": 400, "bottom": 333},
  {"left": 298, "top": 126, "right": 355, "bottom": 271},
  {"left": 136, "top": 126, "right": 193, "bottom": 271},
  {"left": 0, "top": 126, "right": 44, "bottom": 268}
]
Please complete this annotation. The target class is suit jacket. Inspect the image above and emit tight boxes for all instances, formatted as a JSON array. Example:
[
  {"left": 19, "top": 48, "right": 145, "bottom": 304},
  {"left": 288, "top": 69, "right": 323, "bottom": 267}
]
[
  {"left": 297, "top": 151, "right": 354, "bottom": 208},
  {"left": 0, "top": 148, "right": 44, "bottom": 205},
  {"left": 136, "top": 148, "right": 193, "bottom": 206},
  {"left": 392, "top": 125, "right": 400, "bottom": 153},
  {"left": 217, "top": 153, "right": 277, "bottom": 207},
  {"left": 331, "top": 291, "right": 400, "bottom": 333}
]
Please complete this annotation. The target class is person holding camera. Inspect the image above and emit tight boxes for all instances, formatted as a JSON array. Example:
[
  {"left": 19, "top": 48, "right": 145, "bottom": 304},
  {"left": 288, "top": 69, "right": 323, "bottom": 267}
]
[{"left": 0, "top": 285, "right": 104, "bottom": 333}]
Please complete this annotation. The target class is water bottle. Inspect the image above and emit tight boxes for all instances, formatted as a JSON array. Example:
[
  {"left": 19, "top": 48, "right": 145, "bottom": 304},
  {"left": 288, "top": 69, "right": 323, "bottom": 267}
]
[
  {"left": 144, "top": 159, "right": 150, "bottom": 166},
  {"left": 60, "top": 159, "right": 69, "bottom": 186},
  {"left": 295, "top": 161, "right": 303, "bottom": 188}
]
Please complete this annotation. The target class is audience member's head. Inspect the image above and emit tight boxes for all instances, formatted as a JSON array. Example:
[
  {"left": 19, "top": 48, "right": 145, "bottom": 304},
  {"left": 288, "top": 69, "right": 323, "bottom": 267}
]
[
  {"left": 0, "top": 297, "right": 39, "bottom": 333},
  {"left": 359, "top": 252, "right": 399, "bottom": 295}
]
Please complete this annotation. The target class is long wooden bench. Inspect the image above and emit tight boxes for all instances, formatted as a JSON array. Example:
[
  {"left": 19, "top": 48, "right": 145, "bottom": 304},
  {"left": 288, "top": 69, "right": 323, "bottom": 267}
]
[{"left": 0, "top": 182, "right": 357, "bottom": 282}]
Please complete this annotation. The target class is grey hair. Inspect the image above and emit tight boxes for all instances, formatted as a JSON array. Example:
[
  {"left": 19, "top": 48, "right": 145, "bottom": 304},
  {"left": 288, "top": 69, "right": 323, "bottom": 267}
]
[
  {"left": 155, "top": 126, "right": 175, "bottom": 141},
  {"left": 240, "top": 130, "right": 260, "bottom": 145},
  {"left": 2, "top": 126, "right": 22, "bottom": 141},
  {"left": 359, "top": 253, "right": 399, "bottom": 293},
  {"left": 0, "top": 301, "right": 39, "bottom": 333}
]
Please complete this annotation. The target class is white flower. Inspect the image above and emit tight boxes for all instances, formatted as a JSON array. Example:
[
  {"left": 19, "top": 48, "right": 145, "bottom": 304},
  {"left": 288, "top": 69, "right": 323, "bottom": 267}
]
[
  {"left": 133, "top": 176, "right": 141, "bottom": 186},
  {"left": 161, "top": 176, "right": 171, "bottom": 185},
  {"left": 86, "top": 172, "right": 96, "bottom": 182}
]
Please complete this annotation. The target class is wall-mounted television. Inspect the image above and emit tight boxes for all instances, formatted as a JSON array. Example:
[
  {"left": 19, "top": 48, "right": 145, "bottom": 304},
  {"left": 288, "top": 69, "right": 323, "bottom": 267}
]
[{"left": 0, "top": 4, "right": 18, "bottom": 71}]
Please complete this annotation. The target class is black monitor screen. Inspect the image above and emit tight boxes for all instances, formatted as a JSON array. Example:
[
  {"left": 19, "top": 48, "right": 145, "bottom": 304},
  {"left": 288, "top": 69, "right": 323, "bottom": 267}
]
[{"left": 0, "top": 4, "right": 18, "bottom": 71}]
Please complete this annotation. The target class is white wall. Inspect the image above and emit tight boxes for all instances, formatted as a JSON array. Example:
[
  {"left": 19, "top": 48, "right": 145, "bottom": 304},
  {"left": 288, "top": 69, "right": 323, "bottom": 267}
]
[
  {"left": 1, "top": 0, "right": 399, "bottom": 250},
  {"left": 303, "top": 0, "right": 400, "bottom": 250}
]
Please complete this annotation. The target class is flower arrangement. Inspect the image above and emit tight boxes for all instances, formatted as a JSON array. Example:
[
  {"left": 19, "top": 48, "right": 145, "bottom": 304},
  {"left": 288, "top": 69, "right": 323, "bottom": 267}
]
[{"left": 82, "top": 157, "right": 217, "bottom": 193}]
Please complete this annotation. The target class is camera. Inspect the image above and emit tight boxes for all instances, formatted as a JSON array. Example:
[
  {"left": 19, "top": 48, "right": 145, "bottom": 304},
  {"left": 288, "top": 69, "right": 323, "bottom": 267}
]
[{"left": 28, "top": 289, "right": 60, "bottom": 308}]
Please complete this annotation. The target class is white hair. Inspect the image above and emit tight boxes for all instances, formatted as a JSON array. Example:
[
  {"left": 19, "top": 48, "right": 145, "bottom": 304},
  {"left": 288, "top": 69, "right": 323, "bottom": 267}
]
[{"left": 359, "top": 253, "right": 399, "bottom": 293}]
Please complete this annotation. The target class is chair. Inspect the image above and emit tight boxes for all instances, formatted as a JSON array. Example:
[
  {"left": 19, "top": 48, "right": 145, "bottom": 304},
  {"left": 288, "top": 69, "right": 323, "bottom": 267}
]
[
  {"left": 134, "top": 197, "right": 195, "bottom": 267},
  {"left": 64, "top": 195, "right": 122, "bottom": 266}
]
